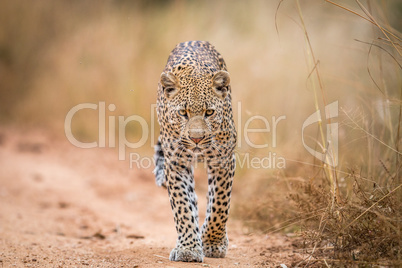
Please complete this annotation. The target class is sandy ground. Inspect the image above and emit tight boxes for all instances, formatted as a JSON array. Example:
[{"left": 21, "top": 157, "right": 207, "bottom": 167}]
[{"left": 0, "top": 127, "right": 301, "bottom": 267}]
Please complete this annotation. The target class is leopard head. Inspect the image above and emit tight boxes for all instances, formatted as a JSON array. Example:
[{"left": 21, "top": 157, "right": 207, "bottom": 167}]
[{"left": 159, "top": 69, "right": 231, "bottom": 155}]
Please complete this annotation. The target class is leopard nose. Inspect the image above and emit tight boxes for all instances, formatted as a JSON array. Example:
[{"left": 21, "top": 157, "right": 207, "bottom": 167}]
[{"left": 190, "top": 136, "right": 204, "bottom": 144}]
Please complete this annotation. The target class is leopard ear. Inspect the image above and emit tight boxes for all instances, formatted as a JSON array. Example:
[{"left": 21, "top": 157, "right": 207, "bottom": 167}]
[
  {"left": 212, "top": 70, "right": 230, "bottom": 99},
  {"left": 160, "top": 72, "right": 179, "bottom": 99}
]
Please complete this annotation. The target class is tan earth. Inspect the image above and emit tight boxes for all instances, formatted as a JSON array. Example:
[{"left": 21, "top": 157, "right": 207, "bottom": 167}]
[{"left": 0, "top": 127, "right": 301, "bottom": 267}]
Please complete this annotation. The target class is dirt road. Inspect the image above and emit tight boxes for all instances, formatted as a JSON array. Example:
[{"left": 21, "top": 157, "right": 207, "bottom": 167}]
[{"left": 0, "top": 128, "right": 299, "bottom": 267}]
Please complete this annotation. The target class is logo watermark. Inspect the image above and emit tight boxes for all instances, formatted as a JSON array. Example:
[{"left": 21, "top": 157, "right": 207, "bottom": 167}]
[
  {"left": 64, "top": 102, "right": 152, "bottom": 160},
  {"left": 64, "top": 101, "right": 338, "bottom": 169},
  {"left": 301, "top": 101, "right": 338, "bottom": 167}
]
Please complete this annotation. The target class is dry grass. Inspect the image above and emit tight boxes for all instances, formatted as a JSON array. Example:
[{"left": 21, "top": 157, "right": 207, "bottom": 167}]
[
  {"left": 288, "top": 172, "right": 400, "bottom": 266},
  {"left": 1, "top": 0, "right": 401, "bottom": 266},
  {"left": 235, "top": 0, "right": 401, "bottom": 266}
]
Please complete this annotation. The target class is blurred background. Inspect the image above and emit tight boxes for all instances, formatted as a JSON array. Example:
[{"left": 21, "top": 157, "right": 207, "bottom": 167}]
[{"left": 0, "top": 0, "right": 401, "bottom": 254}]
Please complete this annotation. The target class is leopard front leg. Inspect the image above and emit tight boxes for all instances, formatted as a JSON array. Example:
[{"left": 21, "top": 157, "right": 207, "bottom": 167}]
[
  {"left": 165, "top": 160, "right": 204, "bottom": 262},
  {"left": 153, "top": 137, "right": 166, "bottom": 187},
  {"left": 201, "top": 153, "right": 235, "bottom": 258}
]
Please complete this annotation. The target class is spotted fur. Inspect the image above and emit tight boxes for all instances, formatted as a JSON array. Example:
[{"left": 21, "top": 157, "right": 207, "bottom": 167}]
[{"left": 154, "top": 41, "right": 236, "bottom": 262}]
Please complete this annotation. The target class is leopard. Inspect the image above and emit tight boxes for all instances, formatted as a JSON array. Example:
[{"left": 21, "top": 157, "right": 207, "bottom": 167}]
[{"left": 154, "top": 41, "right": 237, "bottom": 262}]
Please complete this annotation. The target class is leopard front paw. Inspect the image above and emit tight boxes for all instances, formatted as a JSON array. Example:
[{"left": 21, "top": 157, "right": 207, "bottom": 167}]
[
  {"left": 203, "top": 238, "right": 228, "bottom": 258},
  {"left": 169, "top": 246, "right": 204, "bottom": 262}
]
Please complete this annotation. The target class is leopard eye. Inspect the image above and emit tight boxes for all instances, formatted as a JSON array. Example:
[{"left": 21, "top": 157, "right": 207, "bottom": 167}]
[
  {"left": 164, "top": 87, "right": 175, "bottom": 94},
  {"left": 205, "top": 109, "right": 215, "bottom": 117},
  {"left": 178, "top": 109, "right": 187, "bottom": 117}
]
